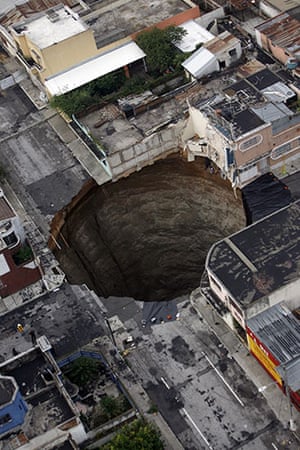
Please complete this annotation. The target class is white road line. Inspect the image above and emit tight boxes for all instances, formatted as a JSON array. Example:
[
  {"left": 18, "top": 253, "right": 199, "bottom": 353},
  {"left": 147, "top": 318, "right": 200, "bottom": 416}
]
[
  {"left": 271, "top": 444, "right": 278, "bottom": 450},
  {"left": 160, "top": 376, "right": 170, "bottom": 390},
  {"left": 182, "top": 407, "right": 214, "bottom": 450},
  {"left": 202, "top": 352, "right": 245, "bottom": 407}
]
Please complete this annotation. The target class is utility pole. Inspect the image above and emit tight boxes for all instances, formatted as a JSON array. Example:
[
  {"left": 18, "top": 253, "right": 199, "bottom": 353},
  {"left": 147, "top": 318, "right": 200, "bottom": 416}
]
[
  {"left": 283, "top": 364, "right": 297, "bottom": 431},
  {"left": 104, "top": 314, "right": 117, "bottom": 348}
]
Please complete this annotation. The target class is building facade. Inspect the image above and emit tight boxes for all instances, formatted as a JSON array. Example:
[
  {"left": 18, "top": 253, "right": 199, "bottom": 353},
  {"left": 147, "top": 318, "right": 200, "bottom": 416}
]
[
  {"left": 0, "top": 376, "right": 28, "bottom": 437},
  {"left": 203, "top": 201, "right": 300, "bottom": 330},
  {"left": 0, "top": 189, "right": 43, "bottom": 298},
  {"left": 182, "top": 68, "right": 300, "bottom": 187}
]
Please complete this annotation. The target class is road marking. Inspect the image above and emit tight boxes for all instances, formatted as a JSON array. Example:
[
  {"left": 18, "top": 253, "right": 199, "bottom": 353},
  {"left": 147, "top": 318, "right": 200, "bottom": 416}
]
[
  {"left": 202, "top": 352, "right": 245, "bottom": 407},
  {"left": 160, "top": 376, "right": 170, "bottom": 390},
  {"left": 182, "top": 407, "right": 214, "bottom": 450},
  {"left": 271, "top": 444, "right": 278, "bottom": 450}
]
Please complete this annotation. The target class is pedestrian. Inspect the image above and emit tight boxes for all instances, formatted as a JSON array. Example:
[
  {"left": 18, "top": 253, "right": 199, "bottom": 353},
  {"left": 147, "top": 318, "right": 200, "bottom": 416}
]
[
  {"left": 12, "top": 347, "right": 19, "bottom": 356},
  {"left": 17, "top": 323, "right": 24, "bottom": 333}
]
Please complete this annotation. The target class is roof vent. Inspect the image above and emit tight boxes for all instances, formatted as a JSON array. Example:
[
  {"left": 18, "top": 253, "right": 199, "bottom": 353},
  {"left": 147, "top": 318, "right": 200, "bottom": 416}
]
[{"left": 47, "top": 8, "right": 59, "bottom": 23}]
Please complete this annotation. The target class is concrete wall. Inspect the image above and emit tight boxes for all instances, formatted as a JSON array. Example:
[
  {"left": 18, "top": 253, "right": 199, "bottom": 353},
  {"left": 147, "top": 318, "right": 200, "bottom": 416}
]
[
  {"left": 12, "top": 27, "right": 97, "bottom": 82},
  {"left": 268, "top": 279, "right": 300, "bottom": 312},
  {"left": 256, "top": 30, "right": 288, "bottom": 65},
  {"left": 131, "top": 6, "right": 201, "bottom": 40},
  {"left": 235, "top": 125, "right": 272, "bottom": 166},
  {"left": 195, "top": 7, "right": 225, "bottom": 30},
  {"left": 0, "top": 388, "right": 28, "bottom": 436},
  {"left": 108, "top": 119, "right": 186, "bottom": 180}
]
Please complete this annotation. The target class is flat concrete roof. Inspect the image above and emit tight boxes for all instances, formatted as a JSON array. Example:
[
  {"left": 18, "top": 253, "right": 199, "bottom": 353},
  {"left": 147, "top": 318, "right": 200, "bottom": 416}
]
[
  {"left": 207, "top": 200, "right": 300, "bottom": 308},
  {"left": 1, "top": 349, "right": 74, "bottom": 443},
  {"left": 260, "top": 0, "right": 300, "bottom": 12},
  {"left": 13, "top": 5, "right": 88, "bottom": 49},
  {"left": 84, "top": 0, "right": 193, "bottom": 49}
]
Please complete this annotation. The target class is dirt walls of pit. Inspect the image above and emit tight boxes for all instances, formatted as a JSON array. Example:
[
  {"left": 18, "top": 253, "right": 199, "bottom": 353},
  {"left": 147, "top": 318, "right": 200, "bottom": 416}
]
[{"left": 53, "top": 154, "right": 245, "bottom": 301}]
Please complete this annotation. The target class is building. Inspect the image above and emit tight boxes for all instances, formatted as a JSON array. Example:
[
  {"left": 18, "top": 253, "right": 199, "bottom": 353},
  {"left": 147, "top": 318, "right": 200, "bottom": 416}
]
[
  {"left": 181, "top": 67, "right": 300, "bottom": 187},
  {"left": 255, "top": 8, "right": 300, "bottom": 75},
  {"left": 182, "top": 31, "right": 242, "bottom": 80},
  {"left": 0, "top": 376, "right": 28, "bottom": 436},
  {"left": 247, "top": 302, "right": 300, "bottom": 411},
  {"left": 0, "top": 189, "right": 43, "bottom": 299},
  {"left": 0, "top": 0, "right": 200, "bottom": 96},
  {"left": 0, "top": 336, "right": 86, "bottom": 449},
  {"left": 203, "top": 200, "right": 300, "bottom": 330},
  {"left": 258, "top": 0, "right": 300, "bottom": 18},
  {"left": 10, "top": 5, "right": 98, "bottom": 84}
]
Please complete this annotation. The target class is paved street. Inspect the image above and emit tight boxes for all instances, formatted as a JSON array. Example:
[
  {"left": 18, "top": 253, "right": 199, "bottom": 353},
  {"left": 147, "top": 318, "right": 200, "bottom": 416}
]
[
  {"left": 112, "top": 296, "right": 299, "bottom": 450},
  {"left": 0, "top": 85, "right": 89, "bottom": 231}
]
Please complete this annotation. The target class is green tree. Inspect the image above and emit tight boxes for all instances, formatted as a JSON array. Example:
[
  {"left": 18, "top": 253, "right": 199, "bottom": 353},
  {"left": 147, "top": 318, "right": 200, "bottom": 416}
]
[
  {"left": 102, "top": 419, "right": 164, "bottom": 450},
  {"left": 136, "top": 26, "right": 186, "bottom": 75},
  {"left": 66, "top": 357, "right": 102, "bottom": 387}
]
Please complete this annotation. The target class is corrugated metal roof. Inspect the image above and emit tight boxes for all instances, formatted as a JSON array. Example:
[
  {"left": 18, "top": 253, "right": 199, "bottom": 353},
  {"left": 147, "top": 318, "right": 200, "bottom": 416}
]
[
  {"left": 247, "top": 303, "right": 300, "bottom": 364},
  {"left": 276, "top": 356, "right": 300, "bottom": 392},
  {"left": 45, "top": 41, "right": 146, "bottom": 96},
  {"left": 256, "top": 12, "right": 300, "bottom": 52}
]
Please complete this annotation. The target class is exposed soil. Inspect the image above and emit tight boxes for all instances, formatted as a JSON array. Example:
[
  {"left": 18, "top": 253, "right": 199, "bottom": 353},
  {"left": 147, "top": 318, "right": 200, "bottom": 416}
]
[{"left": 54, "top": 154, "right": 245, "bottom": 301}]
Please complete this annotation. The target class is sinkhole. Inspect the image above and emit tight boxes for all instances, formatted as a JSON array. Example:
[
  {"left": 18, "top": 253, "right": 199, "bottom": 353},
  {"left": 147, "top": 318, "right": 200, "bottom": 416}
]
[{"left": 53, "top": 155, "right": 245, "bottom": 301}]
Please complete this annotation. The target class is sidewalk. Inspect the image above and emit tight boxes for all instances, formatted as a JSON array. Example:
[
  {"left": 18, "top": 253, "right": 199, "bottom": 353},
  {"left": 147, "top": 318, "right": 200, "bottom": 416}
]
[{"left": 190, "top": 288, "right": 300, "bottom": 440}]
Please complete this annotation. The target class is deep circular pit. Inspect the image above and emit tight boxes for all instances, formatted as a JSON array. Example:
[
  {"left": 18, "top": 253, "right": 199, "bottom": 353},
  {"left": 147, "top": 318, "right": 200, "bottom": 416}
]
[{"left": 55, "top": 155, "right": 245, "bottom": 301}]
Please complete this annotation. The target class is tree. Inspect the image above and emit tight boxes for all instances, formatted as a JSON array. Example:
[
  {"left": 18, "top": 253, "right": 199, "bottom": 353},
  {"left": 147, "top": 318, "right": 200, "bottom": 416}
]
[
  {"left": 136, "top": 26, "right": 186, "bottom": 75},
  {"left": 102, "top": 419, "right": 164, "bottom": 450},
  {"left": 66, "top": 357, "right": 102, "bottom": 387}
]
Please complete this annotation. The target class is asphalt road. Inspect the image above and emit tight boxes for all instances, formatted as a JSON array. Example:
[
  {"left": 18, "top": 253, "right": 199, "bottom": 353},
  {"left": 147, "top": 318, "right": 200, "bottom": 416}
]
[{"left": 121, "top": 298, "right": 298, "bottom": 450}]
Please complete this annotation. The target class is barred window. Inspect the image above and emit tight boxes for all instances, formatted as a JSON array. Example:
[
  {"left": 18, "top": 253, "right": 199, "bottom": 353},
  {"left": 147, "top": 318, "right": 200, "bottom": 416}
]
[
  {"left": 271, "top": 142, "right": 292, "bottom": 159},
  {"left": 239, "top": 135, "right": 262, "bottom": 151}
]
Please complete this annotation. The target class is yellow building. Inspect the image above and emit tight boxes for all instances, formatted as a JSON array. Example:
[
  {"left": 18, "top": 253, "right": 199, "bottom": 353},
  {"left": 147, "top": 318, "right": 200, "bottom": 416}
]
[{"left": 10, "top": 5, "right": 97, "bottom": 83}]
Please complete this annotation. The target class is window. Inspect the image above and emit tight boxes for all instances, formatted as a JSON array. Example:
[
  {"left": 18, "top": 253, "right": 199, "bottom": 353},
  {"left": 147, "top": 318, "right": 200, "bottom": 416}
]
[
  {"left": 229, "top": 48, "right": 237, "bottom": 57},
  {"left": 0, "top": 414, "right": 11, "bottom": 426},
  {"left": 3, "top": 231, "right": 18, "bottom": 247},
  {"left": 239, "top": 135, "right": 262, "bottom": 151},
  {"left": 271, "top": 142, "right": 292, "bottom": 160},
  {"left": 210, "top": 276, "right": 222, "bottom": 293},
  {"left": 229, "top": 297, "right": 243, "bottom": 318}
]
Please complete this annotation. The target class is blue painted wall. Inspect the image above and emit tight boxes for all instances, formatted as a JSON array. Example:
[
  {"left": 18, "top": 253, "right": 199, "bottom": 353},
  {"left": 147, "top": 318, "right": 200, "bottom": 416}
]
[{"left": 0, "top": 389, "right": 28, "bottom": 436}]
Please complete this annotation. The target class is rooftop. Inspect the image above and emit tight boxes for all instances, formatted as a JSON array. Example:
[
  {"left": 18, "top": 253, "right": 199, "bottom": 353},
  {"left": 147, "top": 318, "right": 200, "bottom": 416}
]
[
  {"left": 255, "top": 12, "right": 300, "bottom": 53},
  {"left": 247, "top": 69, "right": 284, "bottom": 91},
  {"left": 0, "top": 283, "right": 106, "bottom": 362},
  {"left": 45, "top": 41, "right": 146, "bottom": 96},
  {"left": 208, "top": 98, "right": 266, "bottom": 138},
  {"left": 0, "top": 348, "right": 74, "bottom": 443},
  {"left": 247, "top": 303, "right": 300, "bottom": 365},
  {"left": 12, "top": 5, "right": 88, "bottom": 49},
  {"left": 0, "top": 1, "right": 77, "bottom": 27},
  {"left": 205, "top": 31, "right": 240, "bottom": 55},
  {"left": 259, "top": 0, "right": 300, "bottom": 12},
  {"left": 247, "top": 303, "right": 300, "bottom": 391},
  {"left": 0, "top": 192, "right": 16, "bottom": 222},
  {"left": 0, "top": 376, "right": 15, "bottom": 405},
  {"left": 206, "top": 200, "right": 300, "bottom": 308},
  {"left": 84, "top": 0, "right": 194, "bottom": 50},
  {"left": 175, "top": 19, "right": 214, "bottom": 53}
]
